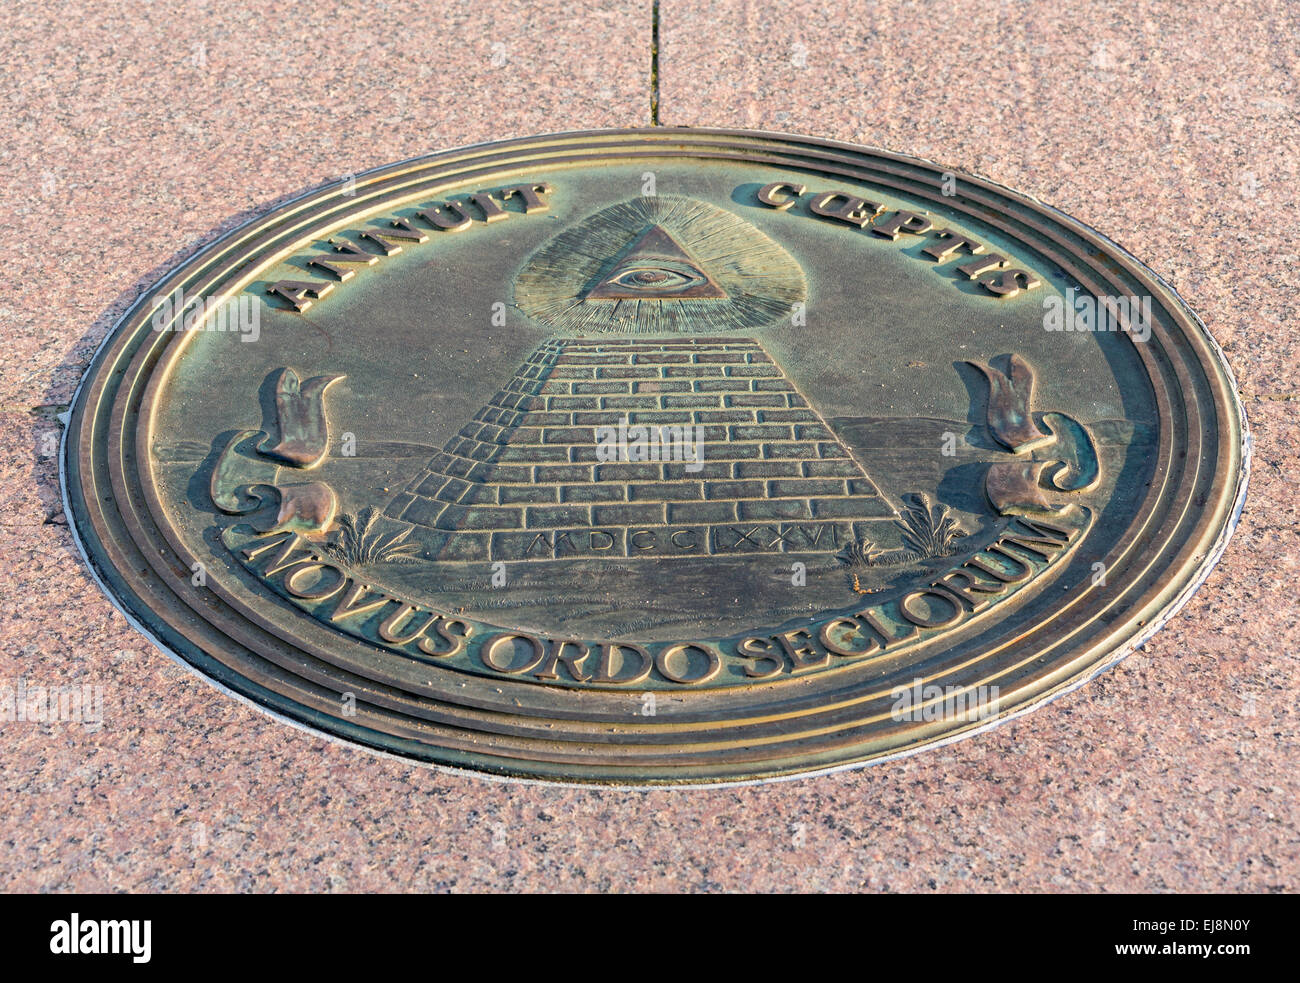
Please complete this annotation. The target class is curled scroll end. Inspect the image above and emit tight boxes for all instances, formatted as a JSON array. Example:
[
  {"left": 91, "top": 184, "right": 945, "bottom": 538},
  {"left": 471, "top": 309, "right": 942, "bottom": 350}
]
[
  {"left": 985, "top": 460, "right": 1056, "bottom": 515},
  {"left": 251, "top": 482, "right": 338, "bottom": 536},
  {"left": 967, "top": 356, "right": 1052, "bottom": 454},
  {"left": 257, "top": 368, "right": 347, "bottom": 469},
  {"left": 1040, "top": 412, "right": 1101, "bottom": 492},
  {"left": 211, "top": 429, "right": 276, "bottom": 513}
]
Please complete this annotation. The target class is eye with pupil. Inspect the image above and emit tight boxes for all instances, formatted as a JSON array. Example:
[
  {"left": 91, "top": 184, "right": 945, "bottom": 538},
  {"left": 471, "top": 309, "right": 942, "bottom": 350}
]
[{"left": 611, "top": 265, "right": 707, "bottom": 292}]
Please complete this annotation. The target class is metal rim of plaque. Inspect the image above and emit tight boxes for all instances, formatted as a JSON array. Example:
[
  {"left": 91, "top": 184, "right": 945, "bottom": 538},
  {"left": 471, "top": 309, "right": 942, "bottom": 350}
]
[{"left": 63, "top": 129, "right": 1249, "bottom": 785}]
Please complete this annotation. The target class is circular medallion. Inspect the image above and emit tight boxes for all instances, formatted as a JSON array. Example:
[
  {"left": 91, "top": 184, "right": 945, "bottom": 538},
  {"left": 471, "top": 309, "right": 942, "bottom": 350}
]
[{"left": 64, "top": 129, "right": 1248, "bottom": 784}]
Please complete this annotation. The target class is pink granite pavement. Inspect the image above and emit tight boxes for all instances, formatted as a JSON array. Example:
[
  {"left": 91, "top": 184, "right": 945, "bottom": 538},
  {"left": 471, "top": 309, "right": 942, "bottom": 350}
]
[{"left": 0, "top": 0, "right": 1295, "bottom": 892}]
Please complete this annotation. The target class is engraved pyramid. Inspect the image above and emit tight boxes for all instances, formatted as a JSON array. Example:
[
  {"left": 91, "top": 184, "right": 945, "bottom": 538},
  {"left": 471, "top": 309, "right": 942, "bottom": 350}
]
[{"left": 385, "top": 337, "right": 898, "bottom": 562}]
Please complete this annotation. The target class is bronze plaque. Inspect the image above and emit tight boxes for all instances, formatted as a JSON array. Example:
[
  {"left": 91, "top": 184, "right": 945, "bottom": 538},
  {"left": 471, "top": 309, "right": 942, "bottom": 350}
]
[{"left": 64, "top": 129, "right": 1248, "bottom": 784}]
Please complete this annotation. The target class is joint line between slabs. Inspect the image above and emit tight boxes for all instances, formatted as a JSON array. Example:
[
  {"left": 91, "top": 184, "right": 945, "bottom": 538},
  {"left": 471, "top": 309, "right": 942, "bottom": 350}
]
[{"left": 650, "top": 1, "right": 660, "bottom": 125}]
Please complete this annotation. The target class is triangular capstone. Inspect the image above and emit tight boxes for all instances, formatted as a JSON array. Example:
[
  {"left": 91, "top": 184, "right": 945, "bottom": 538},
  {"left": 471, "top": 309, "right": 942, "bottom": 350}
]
[{"left": 586, "top": 225, "right": 727, "bottom": 300}]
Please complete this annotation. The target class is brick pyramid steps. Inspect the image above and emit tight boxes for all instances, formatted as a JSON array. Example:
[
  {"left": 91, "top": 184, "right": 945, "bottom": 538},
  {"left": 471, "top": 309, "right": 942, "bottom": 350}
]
[{"left": 385, "top": 337, "right": 898, "bottom": 562}]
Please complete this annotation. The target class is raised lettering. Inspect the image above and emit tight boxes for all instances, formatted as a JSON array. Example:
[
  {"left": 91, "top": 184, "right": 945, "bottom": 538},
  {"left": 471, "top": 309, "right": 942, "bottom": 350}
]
[
  {"left": 737, "top": 636, "right": 783, "bottom": 679},
  {"left": 591, "top": 642, "right": 653, "bottom": 684},
  {"left": 265, "top": 279, "right": 334, "bottom": 312},
  {"left": 500, "top": 182, "right": 554, "bottom": 213},
  {"left": 655, "top": 643, "right": 721, "bottom": 685},
  {"left": 872, "top": 209, "right": 935, "bottom": 240},
  {"left": 808, "top": 191, "right": 882, "bottom": 228},
  {"left": 481, "top": 632, "right": 546, "bottom": 674},
  {"left": 922, "top": 230, "right": 985, "bottom": 262},
  {"left": 533, "top": 638, "right": 593, "bottom": 682},
  {"left": 308, "top": 238, "right": 381, "bottom": 280},
  {"left": 756, "top": 181, "right": 806, "bottom": 210},
  {"left": 774, "top": 628, "right": 829, "bottom": 671}
]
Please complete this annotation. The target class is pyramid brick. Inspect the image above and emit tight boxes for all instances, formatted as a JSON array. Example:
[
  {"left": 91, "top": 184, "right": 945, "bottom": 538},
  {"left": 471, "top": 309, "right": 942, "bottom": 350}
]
[{"left": 385, "top": 337, "right": 898, "bottom": 562}]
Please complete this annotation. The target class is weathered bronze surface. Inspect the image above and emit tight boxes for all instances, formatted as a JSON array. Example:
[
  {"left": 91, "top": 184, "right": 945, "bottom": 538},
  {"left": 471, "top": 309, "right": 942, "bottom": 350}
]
[{"left": 63, "top": 129, "right": 1248, "bottom": 784}]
